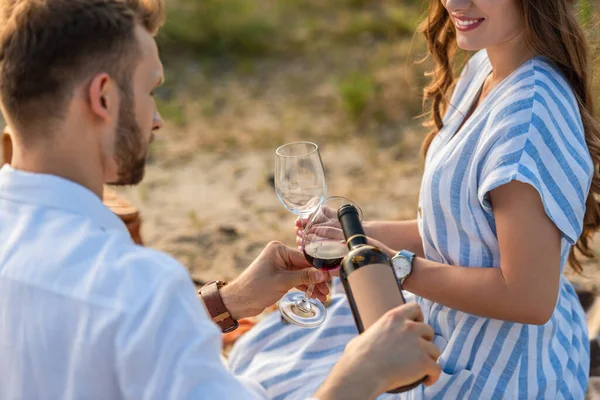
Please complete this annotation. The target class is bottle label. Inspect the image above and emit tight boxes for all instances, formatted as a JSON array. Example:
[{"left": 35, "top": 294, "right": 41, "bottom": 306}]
[{"left": 347, "top": 263, "right": 405, "bottom": 330}]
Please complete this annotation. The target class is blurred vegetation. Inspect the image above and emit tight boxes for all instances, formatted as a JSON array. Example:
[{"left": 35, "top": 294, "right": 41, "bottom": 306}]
[
  {"left": 337, "top": 71, "right": 377, "bottom": 122},
  {"left": 580, "top": 0, "right": 600, "bottom": 118},
  {"left": 158, "top": 0, "right": 279, "bottom": 57},
  {"left": 151, "top": 0, "right": 429, "bottom": 160},
  {"left": 151, "top": 0, "right": 599, "bottom": 162},
  {"left": 577, "top": 0, "right": 595, "bottom": 27},
  {"left": 158, "top": 0, "right": 424, "bottom": 57}
]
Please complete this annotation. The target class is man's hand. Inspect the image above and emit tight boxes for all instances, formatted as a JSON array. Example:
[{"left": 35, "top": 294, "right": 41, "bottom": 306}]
[
  {"left": 315, "top": 303, "right": 441, "bottom": 400},
  {"left": 220, "top": 241, "right": 332, "bottom": 320}
]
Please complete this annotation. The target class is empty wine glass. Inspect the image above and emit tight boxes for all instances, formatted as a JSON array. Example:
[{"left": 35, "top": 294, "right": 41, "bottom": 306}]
[{"left": 274, "top": 142, "right": 327, "bottom": 219}]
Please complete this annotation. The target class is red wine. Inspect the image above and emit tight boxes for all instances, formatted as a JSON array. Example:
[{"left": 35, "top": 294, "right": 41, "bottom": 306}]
[
  {"left": 303, "top": 241, "right": 347, "bottom": 270},
  {"left": 338, "top": 204, "right": 425, "bottom": 393}
]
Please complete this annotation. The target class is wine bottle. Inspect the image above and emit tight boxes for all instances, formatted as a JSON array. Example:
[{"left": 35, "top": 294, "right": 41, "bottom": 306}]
[{"left": 337, "top": 204, "right": 425, "bottom": 393}]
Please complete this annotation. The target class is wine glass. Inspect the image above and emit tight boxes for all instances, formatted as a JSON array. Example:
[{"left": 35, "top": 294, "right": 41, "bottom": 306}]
[
  {"left": 279, "top": 196, "right": 363, "bottom": 328},
  {"left": 274, "top": 142, "right": 327, "bottom": 219},
  {"left": 274, "top": 142, "right": 327, "bottom": 328}
]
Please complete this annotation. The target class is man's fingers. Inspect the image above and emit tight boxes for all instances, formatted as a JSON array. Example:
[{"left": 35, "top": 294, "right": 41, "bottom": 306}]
[
  {"left": 299, "top": 268, "right": 328, "bottom": 286},
  {"left": 401, "top": 321, "right": 434, "bottom": 342},
  {"left": 414, "top": 322, "right": 435, "bottom": 342},
  {"left": 421, "top": 357, "right": 442, "bottom": 387},
  {"left": 281, "top": 245, "right": 312, "bottom": 270},
  {"left": 420, "top": 338, "right": 441, "bottom": 360},
  {"left": 392, "top": 303, "right": 424, "bottom": 323},
  {"left": 296, "top": 285, "right": 308, "bottom": 292},
  {"left": 294, "top": 284, "right": 328, "bottom": 301},
  {"left": 313, "top": 292, "right": 327, "bottom": 302},
  {"left": 315, "top": 281, "right": 330, "bottom": 296}
]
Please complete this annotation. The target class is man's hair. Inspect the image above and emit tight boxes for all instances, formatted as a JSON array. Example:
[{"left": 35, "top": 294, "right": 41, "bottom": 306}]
[{"left": 0, "top": 0, "right": 165, "bottom": 133}]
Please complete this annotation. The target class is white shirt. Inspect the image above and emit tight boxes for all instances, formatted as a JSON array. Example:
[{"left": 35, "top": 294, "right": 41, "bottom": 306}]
[{"left": 0, "top": 165, "right": 268, "bottom": 399}]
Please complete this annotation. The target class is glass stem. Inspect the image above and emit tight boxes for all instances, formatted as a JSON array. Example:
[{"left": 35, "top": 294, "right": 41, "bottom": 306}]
[
  {"left": 305, "top": 283, "right": 315, "bottom": 299},
  {"left": 296, "top": 284, "right": 315, "bottom": 313}
]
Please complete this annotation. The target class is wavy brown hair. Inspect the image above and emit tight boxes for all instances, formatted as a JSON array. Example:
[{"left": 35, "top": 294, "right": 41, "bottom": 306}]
[{"left": 418, "top": 0, "right": 600, "bottom": 273}]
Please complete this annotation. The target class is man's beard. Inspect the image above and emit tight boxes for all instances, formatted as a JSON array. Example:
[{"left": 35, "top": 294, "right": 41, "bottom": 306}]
[{"left": 110, "top": 87, "right": 148, "bottom": 186}]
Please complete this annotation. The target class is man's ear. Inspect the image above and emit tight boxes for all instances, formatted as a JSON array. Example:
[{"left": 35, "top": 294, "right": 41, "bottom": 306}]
[{"left": 88, "top": 73, "right": 114, "bottom": 123}]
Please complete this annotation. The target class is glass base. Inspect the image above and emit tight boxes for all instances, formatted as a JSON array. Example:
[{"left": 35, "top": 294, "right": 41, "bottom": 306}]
[{"left": 279, "top": 291, "right": 326, "bottom": 328}]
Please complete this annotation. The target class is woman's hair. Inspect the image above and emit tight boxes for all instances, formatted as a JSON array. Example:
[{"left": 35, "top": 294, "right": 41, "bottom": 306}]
[{"left": 418, "top": 0, "right": 600, "bottom": 273}]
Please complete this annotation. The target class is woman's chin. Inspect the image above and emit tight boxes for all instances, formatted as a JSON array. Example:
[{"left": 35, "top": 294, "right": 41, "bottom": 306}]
[{"left": 455, "top": 37, "right": 485, "bottom": 52}]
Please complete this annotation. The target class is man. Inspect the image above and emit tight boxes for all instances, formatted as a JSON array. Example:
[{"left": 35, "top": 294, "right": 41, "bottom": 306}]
[{"left": 0, "top": 1, "right": 441, "bottom": 399}]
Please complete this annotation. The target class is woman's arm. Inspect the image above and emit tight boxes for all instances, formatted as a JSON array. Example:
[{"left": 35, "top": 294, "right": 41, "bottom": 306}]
[
  {"left": 403, "top": 180, "right": 561, "bottom": 325},
  {"left": 363, "top": 220, "right": 425, "bottom": 258}
]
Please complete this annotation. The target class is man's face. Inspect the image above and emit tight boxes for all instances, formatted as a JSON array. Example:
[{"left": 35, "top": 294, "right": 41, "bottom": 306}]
[{"left": 107, "top": 25, "right": 164, "bottom": 186}]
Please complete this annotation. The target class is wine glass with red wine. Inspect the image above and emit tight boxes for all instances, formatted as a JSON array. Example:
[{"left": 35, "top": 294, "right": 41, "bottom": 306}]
[
  {"left": 302, "top": 196, "right": 363, "bottom": 271},
  {"left": 279, "top": 196, "right": 362, "bottom": 328}
]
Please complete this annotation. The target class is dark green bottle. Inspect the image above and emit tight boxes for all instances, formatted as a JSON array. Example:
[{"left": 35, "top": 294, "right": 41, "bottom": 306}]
[{"left": 338, "top": 204, "right": 425, "bottom": 393}]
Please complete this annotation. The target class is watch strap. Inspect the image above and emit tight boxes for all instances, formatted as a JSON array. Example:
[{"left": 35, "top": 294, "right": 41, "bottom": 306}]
[
  {"left": 398, "top": 249, "right": 416, "bottom": 261},
  {"left": 198, "top": 281, "right": 239, "bottom": 333}
]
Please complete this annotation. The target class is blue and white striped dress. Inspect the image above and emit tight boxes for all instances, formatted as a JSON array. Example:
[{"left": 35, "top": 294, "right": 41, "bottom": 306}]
[{"left": 229, "top": 50, "right": 591, "bottom": 399}]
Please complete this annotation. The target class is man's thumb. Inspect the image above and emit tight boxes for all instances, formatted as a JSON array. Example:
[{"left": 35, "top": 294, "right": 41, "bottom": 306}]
[{"left": 299, "top": 268, "right": 328, "bottom": 285}]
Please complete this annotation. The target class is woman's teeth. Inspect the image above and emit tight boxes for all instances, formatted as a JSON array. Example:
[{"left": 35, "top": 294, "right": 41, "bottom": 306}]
[{"left": 456, "top": 19, "right": 482, "bottom": 27}]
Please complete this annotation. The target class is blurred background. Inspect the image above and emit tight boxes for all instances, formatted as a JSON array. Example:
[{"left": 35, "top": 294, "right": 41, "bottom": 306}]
[
  {"left": 119, "top": 0, "right": 600, "bottom": 285},
  {"left": 2, "top": 0, "right": 598, "bottom": 286},
  {"left": 120, "top": 0, "right": 434, "bottom": 283}
]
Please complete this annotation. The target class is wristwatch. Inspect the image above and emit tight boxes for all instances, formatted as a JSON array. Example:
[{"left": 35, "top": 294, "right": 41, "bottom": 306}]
[
  {"left": 198, "top": 280, "right": 239, "bottom": 333},
  {"left": 391, "top": 250, "right": 415, "bottom": 286}
]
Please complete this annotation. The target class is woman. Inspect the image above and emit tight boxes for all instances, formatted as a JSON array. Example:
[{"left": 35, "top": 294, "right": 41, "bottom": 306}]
[
  {"left": 230, "top": 0, "right": 597, "bottom": 397},
  {"left": 355, "top": 0, "right": 597, "bottom": 397}
]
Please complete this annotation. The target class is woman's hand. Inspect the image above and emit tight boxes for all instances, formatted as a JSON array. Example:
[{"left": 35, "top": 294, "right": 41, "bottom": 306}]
[{"left": 295, "top": 217, "right": 398, "bottom": 262}]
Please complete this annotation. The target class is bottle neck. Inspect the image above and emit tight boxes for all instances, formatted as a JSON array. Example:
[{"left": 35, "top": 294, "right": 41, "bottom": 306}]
[
  {"left": 346, "top": 234, "right": 368, "bottom": 250},
  {"left": 338, "top": 206, "right": 367, "bottom": 251}
]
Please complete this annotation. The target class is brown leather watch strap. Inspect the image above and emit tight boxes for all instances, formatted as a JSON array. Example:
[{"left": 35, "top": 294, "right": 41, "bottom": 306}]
[{"left": 198, "top": 281, "right": 239, "bottom": 333}]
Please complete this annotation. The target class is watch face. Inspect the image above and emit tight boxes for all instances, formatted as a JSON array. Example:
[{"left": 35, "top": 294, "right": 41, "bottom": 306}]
[{"left": 392, "top": 256, "right": 411, "bottom": 280}]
